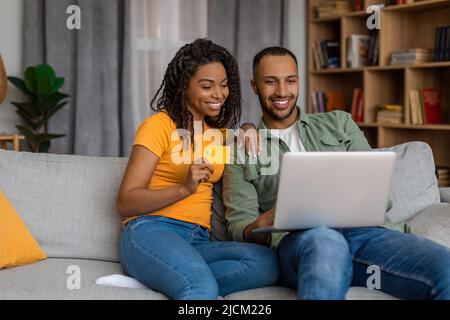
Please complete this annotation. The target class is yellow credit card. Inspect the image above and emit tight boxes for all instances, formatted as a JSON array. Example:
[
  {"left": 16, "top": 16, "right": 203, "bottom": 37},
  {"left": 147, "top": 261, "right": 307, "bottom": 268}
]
[{"left": 203, "top": 145, "right": 231, "bottom": 165}]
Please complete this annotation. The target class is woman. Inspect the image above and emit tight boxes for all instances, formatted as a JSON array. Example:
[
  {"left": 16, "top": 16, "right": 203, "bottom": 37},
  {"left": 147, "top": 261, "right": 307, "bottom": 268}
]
[{"left": 116, "top": 39, "right": 278, "bottom": 300}]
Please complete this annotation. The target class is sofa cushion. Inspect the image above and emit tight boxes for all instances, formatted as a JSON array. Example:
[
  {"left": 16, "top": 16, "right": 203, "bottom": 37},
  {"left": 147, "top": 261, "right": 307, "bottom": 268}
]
[
  {"left": 406, "top": 203, "right": 450, "bottom": 249},
  {"left": 0, "top": 258, "right": 167, "bottom": 299},
  {"left": 380, "top": 142, "right": 440, "bottom": 223},
  {"left": 0, "top": 257, "right": 397, "bottom": 300},
  {"left": 222, "top": 286, "right": 397, "bottom": 300},
  {"left": 0, "top": 149, "right": 127, "bottom": 262}
]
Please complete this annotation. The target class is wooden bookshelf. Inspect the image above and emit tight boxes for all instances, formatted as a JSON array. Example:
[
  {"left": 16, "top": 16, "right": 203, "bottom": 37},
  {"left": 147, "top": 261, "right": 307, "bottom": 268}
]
[{"left": 307, "top": 0, "right": 450, "bottom": 170}]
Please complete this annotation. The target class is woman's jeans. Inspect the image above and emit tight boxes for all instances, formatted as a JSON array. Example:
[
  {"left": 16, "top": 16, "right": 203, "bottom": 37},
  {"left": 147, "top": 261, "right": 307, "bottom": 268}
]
[
  {"left": 277, "top": 226, "right": 450, "bottom": 300},
  {"left": 120, "top": 215, "right": 279, "bottom": 300}
]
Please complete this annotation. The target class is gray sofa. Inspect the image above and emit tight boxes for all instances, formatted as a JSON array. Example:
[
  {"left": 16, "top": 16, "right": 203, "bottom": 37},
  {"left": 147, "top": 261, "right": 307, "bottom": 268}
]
[{"left": 1, "top": 141, "right": 449, "bottom": 300}]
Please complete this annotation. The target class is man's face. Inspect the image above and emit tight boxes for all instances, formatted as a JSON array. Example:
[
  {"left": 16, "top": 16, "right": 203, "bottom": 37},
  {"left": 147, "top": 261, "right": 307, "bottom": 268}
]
[{"left": 252, "top": 55, "right": 299, "bottom": 121}]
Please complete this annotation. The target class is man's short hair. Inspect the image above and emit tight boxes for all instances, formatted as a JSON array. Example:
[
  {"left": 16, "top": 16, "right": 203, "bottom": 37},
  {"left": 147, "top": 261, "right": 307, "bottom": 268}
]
[{"left": 252, "top": 47, "right": 298, "bottom": 74}]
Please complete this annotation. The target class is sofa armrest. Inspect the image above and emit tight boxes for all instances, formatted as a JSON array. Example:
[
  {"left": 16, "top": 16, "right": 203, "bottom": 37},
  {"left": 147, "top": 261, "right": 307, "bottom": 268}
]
[
  {"left": 407, "top": 203, "right": 450, "bottom": 249},
  {"left": 440, "top": 188, "right": 450, "bottom": 203}
]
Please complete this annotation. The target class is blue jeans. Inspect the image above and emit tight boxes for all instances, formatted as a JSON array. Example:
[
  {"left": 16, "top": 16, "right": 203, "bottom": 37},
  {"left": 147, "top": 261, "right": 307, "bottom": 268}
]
[
  {"left": 277, "top": 226, "right": 450, "bottom": 300},
  {"left": 120, "top": 215, "right": 279, "bottom": 300}
]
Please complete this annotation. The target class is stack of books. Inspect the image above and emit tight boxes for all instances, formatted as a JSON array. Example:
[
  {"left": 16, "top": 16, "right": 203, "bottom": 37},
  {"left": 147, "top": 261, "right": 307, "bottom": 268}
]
[
  {"left": 437, "top": 168, "right": 450, "bottom": 187},
  {"left": 433, "top": 26, "right": 450, "bottom": 62},
  {"left": 312, "top": 40, "right": 341, "bottom": 69},
  {"left": 316, "top": 0, "right": 352, "bottom": 18},
  {"left": 376, "top": 105, "right": 403, "bottom": 124},
  {"left": 390, "top": 48, "right": 432, "bottom": 65}
]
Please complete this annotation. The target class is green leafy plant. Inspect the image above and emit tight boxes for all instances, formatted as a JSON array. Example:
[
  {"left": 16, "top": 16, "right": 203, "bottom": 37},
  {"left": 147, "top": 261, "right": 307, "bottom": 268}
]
[{"left": 7, "top": 64, "right": 68, "bottom": 152}]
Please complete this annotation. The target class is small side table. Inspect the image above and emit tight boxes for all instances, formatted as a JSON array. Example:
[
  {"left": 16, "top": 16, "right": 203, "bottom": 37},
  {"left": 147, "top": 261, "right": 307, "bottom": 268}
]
[{"left": 0, "top": 134, "right": 25, "bottom": 151}]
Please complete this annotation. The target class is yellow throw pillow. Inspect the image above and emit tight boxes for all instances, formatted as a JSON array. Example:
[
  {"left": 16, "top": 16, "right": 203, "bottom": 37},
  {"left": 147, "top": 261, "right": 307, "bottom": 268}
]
[{"left": 0, "top": 190, "right": 47, "bottom": 269}]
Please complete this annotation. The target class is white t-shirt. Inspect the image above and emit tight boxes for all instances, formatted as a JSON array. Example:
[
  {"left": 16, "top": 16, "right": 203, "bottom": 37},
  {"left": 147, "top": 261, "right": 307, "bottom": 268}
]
[{"left": 269, "top": 121, "right": 306, "bottom": 152}]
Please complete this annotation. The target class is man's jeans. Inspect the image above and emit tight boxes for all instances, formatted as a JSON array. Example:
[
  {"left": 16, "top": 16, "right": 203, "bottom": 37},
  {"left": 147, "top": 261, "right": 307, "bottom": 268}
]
[
  {"left": 277, "top": 226, "right": 450, "bottom": 300},
  {"left": 120, "top": 215, "right": 279, "bottom": 300}
]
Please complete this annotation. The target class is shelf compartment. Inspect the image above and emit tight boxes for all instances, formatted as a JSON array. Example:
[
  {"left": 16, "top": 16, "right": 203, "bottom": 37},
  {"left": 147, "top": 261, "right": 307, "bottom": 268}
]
[
  {"left": 309, "top": 19, "right": 342, "bottom": 71},
  {"left": 342, "top": 13, "right": 376, "bottom": 69},
  {"left": 364, "top": 69, "right": 405, "bottom": 123},
  {"left": 379, "top": 8, "right": 450, "bottom": 66},
  {"left": 405, "top": 66, "right": 450, "bottom": 125},
  {"left": 309, "top": 72, "right": 363, "bottom": 114}
]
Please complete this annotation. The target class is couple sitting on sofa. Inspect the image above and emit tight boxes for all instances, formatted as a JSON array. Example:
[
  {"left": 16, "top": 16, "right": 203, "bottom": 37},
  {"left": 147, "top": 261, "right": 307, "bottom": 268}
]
[{"left": 116, "top": 38, "right": 450, "bottom": 300}]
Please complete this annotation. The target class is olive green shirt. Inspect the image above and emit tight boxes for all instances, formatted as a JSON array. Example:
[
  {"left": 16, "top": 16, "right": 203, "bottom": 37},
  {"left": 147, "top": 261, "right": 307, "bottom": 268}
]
[{"left": 223, "top": 108, "right": 411, "bottom": 249}]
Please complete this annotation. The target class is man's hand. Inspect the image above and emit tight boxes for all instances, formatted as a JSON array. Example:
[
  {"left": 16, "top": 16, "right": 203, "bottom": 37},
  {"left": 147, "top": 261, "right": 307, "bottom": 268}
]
[
  {"left": 253, "top": 208, "right": 275, "bottom": 228},
  {"left": 240, "top": 123, "right": 261, "bottom": 156},
  {"left": 243, "top": 208, "right": 275, "bottom": 246}
]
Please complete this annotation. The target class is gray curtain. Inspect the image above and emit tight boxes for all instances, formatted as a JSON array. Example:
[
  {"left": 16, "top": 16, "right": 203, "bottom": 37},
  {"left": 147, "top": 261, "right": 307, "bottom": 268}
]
[
  {"left": 208, "top": 0, "right": 289, "bottom": 126},
  {"left": 23, "top": 0, "right": 134, "bottom": 156}
]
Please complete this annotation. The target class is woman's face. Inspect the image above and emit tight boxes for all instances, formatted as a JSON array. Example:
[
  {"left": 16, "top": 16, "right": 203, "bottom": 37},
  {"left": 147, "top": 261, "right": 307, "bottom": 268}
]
[{"left": 185, "top": 62, "right": 229, "bottom": 121}]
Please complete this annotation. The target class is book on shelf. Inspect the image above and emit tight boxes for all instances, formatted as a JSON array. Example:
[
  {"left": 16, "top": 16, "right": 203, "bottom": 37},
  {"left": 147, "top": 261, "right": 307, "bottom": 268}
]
[
  {"left": 390, "top": 48, "right": 432, "bottom": 65},
  {"left": 326, "top": 91, "right": 345, "bottom": 112},
  {"left": 385, "top": 0, "right": 414, "bottom": 6},
  {"left": 396, "top": 0, "right": 414, "bottom": 4},
  {"left": 349, "top": 88, "right": 364, "bottom": 123},
  {"left": 311, "top": 91, "right": 345, "bottom": 113},
  {"left": 368, "top": 30, "right": 379, "bottom": 66},
  {"left": 437, "top": 168, "right": 450, "bottom": 187},
  {"left": 347, "top": 35, "right": 370, "bottom": 68},
  {"left": 312, "top": 42, "right": 323, "bottom": 70},
  {"left": 316, "top": 0, "right": 352, "bottom": 18},
  {"left": 422, "top": 88, "right": 443, "bottom": 124},
  {"left": 433, "top": 26, "right": 450, "bottom": 62},
  {"left": 322, "top": 40, "right": 340, "bottom": 68},
  {"left": 318, "top": 92, "right": 326, "bottom": 113},
  {"left": 349, "top": 88, "right": 364, "bottom": 122},
  {"left": 312, "top": 40, "right": 341, "bottom": 69},
  {"left": 447, "top": 26, "right": 450, "bottom": 61},
  {"left": 437, "top": 168, "right": 450, "bottom": 177},
  {"left": 311, "top": 91, "right": 327, "bottom": 113},
  {"left": 350, "top": 88, "right": 362, "bottom": 121},
  {"left": 311, "top": 92, "right": 319, "bottom": 113},
  {"left": 376, "top": 105, "right": 403, "bottom": 125},
  {"left": 409, "top": 90, "right": 424, "bottom": 125}
]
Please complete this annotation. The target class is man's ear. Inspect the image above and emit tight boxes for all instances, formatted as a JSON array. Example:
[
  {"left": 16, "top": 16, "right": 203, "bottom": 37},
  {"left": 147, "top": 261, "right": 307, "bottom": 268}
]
[{"left": 250, "top": 79, "right": 258, "bottom": 95}]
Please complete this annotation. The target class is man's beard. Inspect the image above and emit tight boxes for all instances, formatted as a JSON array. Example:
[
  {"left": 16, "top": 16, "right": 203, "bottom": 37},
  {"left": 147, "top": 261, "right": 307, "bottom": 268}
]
[{"left": 260, "top": 96, "right": 298, "bottom": 121}]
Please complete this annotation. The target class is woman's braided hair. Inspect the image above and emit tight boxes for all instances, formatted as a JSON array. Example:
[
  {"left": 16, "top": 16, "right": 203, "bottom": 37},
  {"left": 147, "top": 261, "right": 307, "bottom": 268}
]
[{"left": 150, "top": 38, "right": 241, "bottom": 130}]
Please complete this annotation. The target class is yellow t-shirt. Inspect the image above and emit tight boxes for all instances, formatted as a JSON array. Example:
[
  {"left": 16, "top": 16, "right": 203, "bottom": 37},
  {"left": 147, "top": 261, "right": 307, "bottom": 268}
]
[{"left": 122, "top": 112, "right": 227, "bottom": 230}]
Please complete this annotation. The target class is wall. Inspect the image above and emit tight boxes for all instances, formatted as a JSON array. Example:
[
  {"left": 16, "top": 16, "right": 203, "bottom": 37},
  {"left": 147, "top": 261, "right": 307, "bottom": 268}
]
[
  {"left": 0, "top": 0, "right": 307, "bottom": 133},
  {"left": 287, "top": 0, "right": 307, "bottom": 111},
  {"left": 0, "top": 0, "right": 24, "bottom": 133}
]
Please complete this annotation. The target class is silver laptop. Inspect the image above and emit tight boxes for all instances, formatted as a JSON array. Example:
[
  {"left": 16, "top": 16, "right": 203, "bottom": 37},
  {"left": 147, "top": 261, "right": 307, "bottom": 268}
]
[{"left": 253, "top": 151, "right": 396, "bottom": 234}]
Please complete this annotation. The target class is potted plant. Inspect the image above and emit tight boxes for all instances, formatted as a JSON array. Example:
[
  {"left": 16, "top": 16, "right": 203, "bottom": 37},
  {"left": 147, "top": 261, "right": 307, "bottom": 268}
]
[{"left": 7, "top": 64, "right": 69, "bottom": 152}]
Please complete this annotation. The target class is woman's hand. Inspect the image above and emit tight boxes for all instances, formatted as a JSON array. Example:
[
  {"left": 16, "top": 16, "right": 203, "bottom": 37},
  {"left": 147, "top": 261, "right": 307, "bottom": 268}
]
[{"left": 182, "top": 159, "right": 215, "bottom": 195}]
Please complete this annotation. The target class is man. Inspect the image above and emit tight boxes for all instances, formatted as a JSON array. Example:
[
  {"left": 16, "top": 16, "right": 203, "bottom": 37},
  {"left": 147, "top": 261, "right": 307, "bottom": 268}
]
[{"left": 222, "top": 46, "right": 450, "bottom": 300}]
